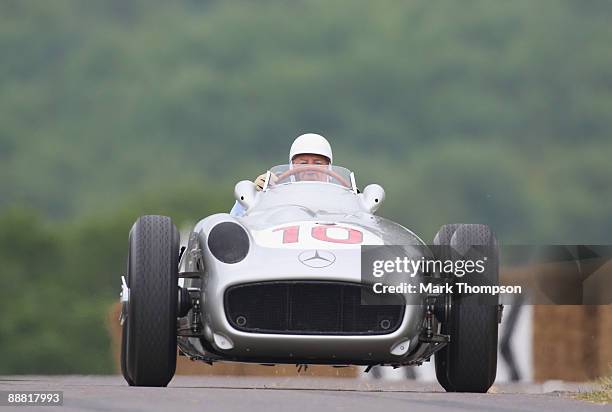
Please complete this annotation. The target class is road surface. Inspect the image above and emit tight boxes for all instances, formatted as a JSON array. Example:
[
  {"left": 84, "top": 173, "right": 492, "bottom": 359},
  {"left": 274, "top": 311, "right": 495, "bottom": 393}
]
[{"left": 0, "top": 375, "right": 607, "bottom": 411}]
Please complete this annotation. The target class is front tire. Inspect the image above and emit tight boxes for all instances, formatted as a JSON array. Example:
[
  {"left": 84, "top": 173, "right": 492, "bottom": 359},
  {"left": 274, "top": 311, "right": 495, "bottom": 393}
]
[
  {"left": 120, "top": 317, "right": 135, "bottom": 386},
  {"left": 433, "top": 224, "right": 499, "bottom": 393},
  {"left": 122, "top": 215, "right": 179, "bottom": 387}
]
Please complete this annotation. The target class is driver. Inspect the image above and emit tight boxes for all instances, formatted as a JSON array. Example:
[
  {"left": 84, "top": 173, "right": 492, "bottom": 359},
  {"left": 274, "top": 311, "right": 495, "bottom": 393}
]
[{"left": 230, "top": 133, "right": 333, "bottom": 217}]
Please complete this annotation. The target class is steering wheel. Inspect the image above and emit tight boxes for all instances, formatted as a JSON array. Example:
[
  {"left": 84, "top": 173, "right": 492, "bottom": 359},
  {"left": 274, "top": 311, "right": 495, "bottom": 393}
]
[{"left": 274, "top": 166, "right": 352, "bottom": 188}]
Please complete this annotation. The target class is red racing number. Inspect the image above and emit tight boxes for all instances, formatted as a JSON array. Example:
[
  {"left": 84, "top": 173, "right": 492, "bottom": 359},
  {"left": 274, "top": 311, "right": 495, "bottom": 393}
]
[
  {"left": 273, "top": 224, "right": 363, "bottom": 244},
  {"left": 272, "top": 225, "right": 299, "bottom": 243}
]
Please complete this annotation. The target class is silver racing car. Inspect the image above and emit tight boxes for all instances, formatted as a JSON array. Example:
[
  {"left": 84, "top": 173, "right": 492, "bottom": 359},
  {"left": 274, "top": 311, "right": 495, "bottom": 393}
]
[{"left": 119, "top": 164, "right": 501, "bottom": 392}]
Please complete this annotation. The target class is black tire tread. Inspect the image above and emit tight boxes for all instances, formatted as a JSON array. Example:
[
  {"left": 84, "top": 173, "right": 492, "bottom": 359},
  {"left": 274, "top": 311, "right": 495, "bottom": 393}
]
[
  {"left": 432, "top": 224, "right": 461, "bottom": 390},
  {"left": 125, "top": 215, "right": 178, "bottom": 387},
  {"left": 433, "top": 224, "right": 499, "bottom": 393}
]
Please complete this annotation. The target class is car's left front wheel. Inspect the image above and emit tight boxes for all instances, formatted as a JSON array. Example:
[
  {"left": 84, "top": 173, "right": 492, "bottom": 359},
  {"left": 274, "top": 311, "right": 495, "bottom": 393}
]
[{"left": 121, "top": 215, "right": 179, "bottom": 387}]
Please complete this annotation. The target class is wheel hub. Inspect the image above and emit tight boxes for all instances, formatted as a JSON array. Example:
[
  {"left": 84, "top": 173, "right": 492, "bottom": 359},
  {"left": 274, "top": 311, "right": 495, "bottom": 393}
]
[{"left": 119, "top": 275, "right": 130, "bottom": 325}]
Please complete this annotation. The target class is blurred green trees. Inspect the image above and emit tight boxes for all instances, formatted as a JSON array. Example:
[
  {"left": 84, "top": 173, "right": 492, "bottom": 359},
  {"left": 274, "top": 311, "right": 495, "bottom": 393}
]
[
  {"left": 0, "top": 187, "right": 228, "bottom": 373},
  {"left": 1, "top": 0, "right": 611, "bottom": 372},
  {"left": 1, "top": 0, "right": 612, "bottom": 240}
]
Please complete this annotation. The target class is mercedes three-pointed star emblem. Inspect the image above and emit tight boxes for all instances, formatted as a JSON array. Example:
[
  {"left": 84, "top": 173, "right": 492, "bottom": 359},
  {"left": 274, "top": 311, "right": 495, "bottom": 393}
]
[{"left": 298, "top": 250, "right": 336, "bottom": 268}]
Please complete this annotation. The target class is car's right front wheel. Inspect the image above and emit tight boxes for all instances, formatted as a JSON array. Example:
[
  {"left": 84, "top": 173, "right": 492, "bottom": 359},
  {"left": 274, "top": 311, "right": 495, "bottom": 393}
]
[
  {"left": 121, "top": 215, "right": 179, "bottom": 387},
  {"left": 433, "top": 223, "right": 499, "bottom": 393}
]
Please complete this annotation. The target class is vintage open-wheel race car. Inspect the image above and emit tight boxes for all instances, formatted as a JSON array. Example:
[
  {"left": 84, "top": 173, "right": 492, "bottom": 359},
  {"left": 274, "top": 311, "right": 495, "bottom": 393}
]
[{"left": 119, "top": 164, "right": 501, "bottom": 392}]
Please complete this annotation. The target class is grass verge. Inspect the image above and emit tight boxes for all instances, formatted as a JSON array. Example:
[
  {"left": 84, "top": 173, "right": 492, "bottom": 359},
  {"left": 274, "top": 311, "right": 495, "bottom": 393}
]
[{"left": 575, "top": 373, "right": 612, "bottom": 404}]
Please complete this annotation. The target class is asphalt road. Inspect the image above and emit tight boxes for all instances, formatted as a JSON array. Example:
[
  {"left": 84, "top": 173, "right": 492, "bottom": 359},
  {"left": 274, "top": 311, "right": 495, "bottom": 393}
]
[{"left": 0, "top": 375, "right": 607, "bottom": 412}]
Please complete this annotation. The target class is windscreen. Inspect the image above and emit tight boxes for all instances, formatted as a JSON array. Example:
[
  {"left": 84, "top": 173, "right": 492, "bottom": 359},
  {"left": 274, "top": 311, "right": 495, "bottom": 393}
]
[{"left": 266, "top": 164, "right": 355, "bottom": 191}]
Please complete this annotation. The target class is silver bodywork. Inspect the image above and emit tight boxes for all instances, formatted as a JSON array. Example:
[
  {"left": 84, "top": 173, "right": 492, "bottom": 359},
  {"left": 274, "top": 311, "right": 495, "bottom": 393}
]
[{"left": 177, "top": 177, "right": 443, "bottom": 367}]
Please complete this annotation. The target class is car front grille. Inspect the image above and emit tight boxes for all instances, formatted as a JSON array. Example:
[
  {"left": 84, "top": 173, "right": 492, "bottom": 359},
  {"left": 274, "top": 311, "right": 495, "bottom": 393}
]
[{"left": 224, "top": 281, "right": 404, "bottom": 335}]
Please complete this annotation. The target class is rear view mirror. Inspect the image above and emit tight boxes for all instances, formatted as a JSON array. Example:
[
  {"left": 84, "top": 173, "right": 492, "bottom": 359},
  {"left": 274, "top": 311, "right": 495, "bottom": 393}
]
[
  {"left": 234, "top": 180, "right": 258, "bottom": 211},
  {"left": 359, "top": 184, "right": 385, "bottom": 213}
]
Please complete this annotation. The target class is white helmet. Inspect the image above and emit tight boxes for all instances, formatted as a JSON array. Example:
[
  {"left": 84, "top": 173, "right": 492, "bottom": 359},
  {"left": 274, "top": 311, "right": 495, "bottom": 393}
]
[{"left": 289, "top": 133, "right": 333, "bottom": 163}]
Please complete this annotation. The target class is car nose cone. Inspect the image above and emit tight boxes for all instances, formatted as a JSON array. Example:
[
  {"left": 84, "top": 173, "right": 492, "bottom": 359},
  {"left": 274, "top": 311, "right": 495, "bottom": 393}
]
[{"left": 298, "top": 250, "right": 336, "bottom": 268}]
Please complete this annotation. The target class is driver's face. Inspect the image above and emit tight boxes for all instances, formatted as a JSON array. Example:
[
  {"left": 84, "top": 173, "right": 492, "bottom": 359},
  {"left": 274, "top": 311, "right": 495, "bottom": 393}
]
[{"left": 291, "top": 153, "right": 330, "bottom": 182}]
